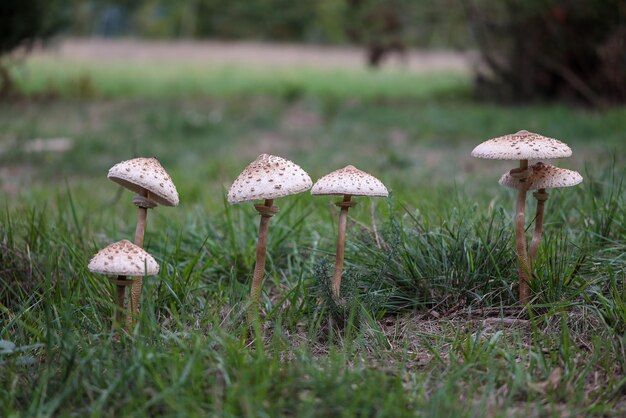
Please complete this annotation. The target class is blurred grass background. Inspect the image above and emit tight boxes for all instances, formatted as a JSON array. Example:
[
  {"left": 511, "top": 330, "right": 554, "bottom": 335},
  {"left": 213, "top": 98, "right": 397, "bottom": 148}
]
[{"left": 12, "top": 56, "right": 471, "bottom": 100}]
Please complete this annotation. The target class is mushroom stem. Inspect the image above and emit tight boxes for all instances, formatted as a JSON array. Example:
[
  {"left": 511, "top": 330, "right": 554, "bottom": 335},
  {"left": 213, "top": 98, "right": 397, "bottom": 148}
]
[
  {"left": 249, "top": 199, "right": 278, "bottom": 323},
  {"left": 134, "top": 191, "right": 148, "bottom": 248},
  {"left": 116, "top": 279, "right": 126, "bottom": 317},
  {"left": 332, "top": 195, "right": 356, "bottom": 298},
  {"left": 512, "top": 160, "right": 531, "bottom": 304},
  {"left": 128, "top": 189, "right": 149, "bottom": 328},
  {"left": 114, "top": 275, "right": 129, "bottom": 330},
  {"left": 529, "top": 189, "right": 549, "bottom": 264},
  {"left": 110, "top": 275, "right": 132, "bottom": 336}
]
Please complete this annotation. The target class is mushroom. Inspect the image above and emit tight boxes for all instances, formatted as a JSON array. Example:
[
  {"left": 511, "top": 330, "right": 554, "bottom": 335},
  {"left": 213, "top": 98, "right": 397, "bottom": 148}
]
[
  {"left": 88, "top": 240, "right": 159, "bottom": 331},
  {"left": 499, "top": 162, "right": 582, "bottom": 264},
  {"left": 311, "top": 165, "right": 388, "bottom": 298},
  {"left": 227, "top": 154, "right": 312, "bottom": 321},
  {"left": 471, "top": 130, "right": 572, "bottom": 304},
  {"left": 107, "top": 157, "right": 179, "bottom": 325}
]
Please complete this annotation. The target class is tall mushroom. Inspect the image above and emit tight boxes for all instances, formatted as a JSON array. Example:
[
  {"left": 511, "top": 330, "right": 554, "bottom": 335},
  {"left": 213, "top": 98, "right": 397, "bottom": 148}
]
[
  {"left": 88, "top": 240, "right": 159, "bottom": 332},
  {"left": 227, "top": 154, "right": 312, "bottom": 321},
  {"left": 311, "top": 165, "right": 388, "bottom": 298},
  {"left": 471, "top": 130, "right": 572, "bottom": 304},
  {"left": 107, "top": 157, "right": 179, "bottom": 325},
  {"left": 499, "top": 162, "right": 583, "bottom": 264}
]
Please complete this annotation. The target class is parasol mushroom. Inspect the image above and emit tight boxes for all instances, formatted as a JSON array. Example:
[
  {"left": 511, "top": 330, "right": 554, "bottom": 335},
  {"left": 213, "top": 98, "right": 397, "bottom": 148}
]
[
  {"left": 107, "top": 157, "right": 178, "bottom": 325},
  {"left": 471, "top": 130, "right": 572, "bottom": 304},
  {"left": 499, "top": 161, "right": 582, "bottom": 264},
  {"left": 88, "top": 240, "right": 159, "bottom": 332},
  {"left": 311, "top": 165, "right": 388, "bottom": 298},
  {"left": 227, "top": 154, "right": 312, "bottom": 322}
]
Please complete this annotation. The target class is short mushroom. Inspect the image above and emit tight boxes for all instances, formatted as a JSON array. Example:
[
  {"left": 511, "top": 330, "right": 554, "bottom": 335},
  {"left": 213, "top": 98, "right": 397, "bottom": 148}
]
[
  {"left": 499, "top": 161, "right": 582, "bottom": 264},
  {"left": 311, "top": 165, "right": 388, "bottom": 298},
  {"left": 88, "top": 240, "right": 159, "bottom": 331},
  {"left": 108, "top": 157, "right": 179, "bottom": 325},
  {"left": 472, "top": 130, "right": 572, "bottom": 304},
  {"left": 227, "top": 154, "right": 312, "bottom": 321}
]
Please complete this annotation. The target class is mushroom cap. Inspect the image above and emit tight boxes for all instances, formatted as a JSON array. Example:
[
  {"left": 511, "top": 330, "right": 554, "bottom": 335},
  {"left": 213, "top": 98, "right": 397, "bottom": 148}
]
[
  {"left": 499, "top": 162, "right": 583, "bottom": 190},
  {"left": 108, "top": 157, "right": 179, "bottom": 207},
  {"left": 471, "top": 130, "right": 572, "bottom": 160},
  {"left": 311, "top": 165, "right": 388, "bottom": 197},
  {"left": 227, "top": 154, "right": 312, "bottom": 204},
  {"left": 88, "top": 240, "right": 159, "bottom": 276}
]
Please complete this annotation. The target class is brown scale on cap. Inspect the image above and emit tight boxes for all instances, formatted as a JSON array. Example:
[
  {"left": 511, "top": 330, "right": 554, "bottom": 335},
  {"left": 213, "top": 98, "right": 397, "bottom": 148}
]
[
  {"left": 108, "top": 157, "right": 179, "bottom": 207},
  {"left": 499, "top": 162, "right": 583, "bottom": 190},
  {"left": 227, "top": 154, "right": 312, "bottom": 203},
  {"left": 471, "top": 130, "right": 572, "bottom": 160},
  {"left": 88, "top": 240, "right": 159, "bottom": 277},
  {"left": 311, "top": 165, "right": 388, "bottom": 197}
]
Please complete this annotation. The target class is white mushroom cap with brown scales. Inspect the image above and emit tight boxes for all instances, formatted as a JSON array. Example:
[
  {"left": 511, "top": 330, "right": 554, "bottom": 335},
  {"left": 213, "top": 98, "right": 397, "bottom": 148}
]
[
  {"left": 311, "top": 165, "right": 388, "bottom": 197},
  {"left": 108, "top": 157, "right": 179, "bottom": 207},
  {"left": 471, "top": 130, "right": 572, "bottom": 160},
  {"left": 227, "top": 154, "right": 312, "bottom": 204},
  {"left": 499, "top": 162, "right": 583, "bottom": 190},
  {"left": 88, "top": 240, "right": 159, "bottom": 276}
]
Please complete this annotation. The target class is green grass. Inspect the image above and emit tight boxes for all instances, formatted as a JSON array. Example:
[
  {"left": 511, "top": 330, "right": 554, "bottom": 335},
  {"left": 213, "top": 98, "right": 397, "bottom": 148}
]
[
  {"left": 12, "top": 57, "right": 470, "bottom": 101},
  {"left": 1, "top": 60, "right": 626, "bottom": 416}
]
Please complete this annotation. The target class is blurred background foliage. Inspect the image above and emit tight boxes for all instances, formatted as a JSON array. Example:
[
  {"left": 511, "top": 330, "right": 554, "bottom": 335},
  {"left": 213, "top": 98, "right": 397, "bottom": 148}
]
[
  {"left": 1, "top": 0, "right": 624, "bottom": 105},
  {"left": 467, "top": 0, "right": 626, "bottom": 107},
  {"left": 66, "top": 0, "right": 468, "bottom": 48}
]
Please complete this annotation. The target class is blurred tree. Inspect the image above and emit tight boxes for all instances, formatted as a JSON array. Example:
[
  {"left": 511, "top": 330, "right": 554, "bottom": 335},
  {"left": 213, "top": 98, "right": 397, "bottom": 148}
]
[
  {"left": 194, "top": 0, "right": 316, "bottom": 41},
  {"left": 341, "top": 0, "right": 469, "bottom": 67},
  {"left": 0, "top": 0, "right": 66, "bottom": 96},
  {"left": 315, "top": 0, "right": 349, "bottom": 43},
  {"left": 345, "top": 0, "right": 409, "bottom": 67},
  {"left": 466, "top": 0, "right": 626, "bottom": 107},
  {"left": 64, "top": 0, "right": 472, "bottom": 53}
]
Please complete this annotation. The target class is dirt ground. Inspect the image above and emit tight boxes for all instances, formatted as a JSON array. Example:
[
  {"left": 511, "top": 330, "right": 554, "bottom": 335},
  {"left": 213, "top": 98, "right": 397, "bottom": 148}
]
[{"left": 32, "top": 38, "right": 473, "bottom": 73}]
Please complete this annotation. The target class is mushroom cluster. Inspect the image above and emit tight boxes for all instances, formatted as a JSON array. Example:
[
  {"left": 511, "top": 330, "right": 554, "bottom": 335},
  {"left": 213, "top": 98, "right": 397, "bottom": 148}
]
[
  {"left": 88, "top": 157, "right": 179, "bottom": 333},
  {"left": 107, "top": 157, "right": 179, "bottom": 325},
  {"left": 472, "top": 130, "right": 582, "bottom": 304},
  {"left": 84, "top": 135, "right": 584, "bottom": 332},
  {"left": 228, "top": 156, "right": 389, "bottom": 322}
]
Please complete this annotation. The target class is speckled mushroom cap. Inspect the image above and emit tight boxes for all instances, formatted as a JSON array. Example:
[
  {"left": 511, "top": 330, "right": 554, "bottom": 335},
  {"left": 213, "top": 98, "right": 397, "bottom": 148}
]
[
  {"left": 471, "top": 130, "right": 572, "bottom": 160},
  {"left": 88, "top": 240, "right": 159, "bottom": 276},
  {"left": 227, "top": 154, "right": 312, "bottom": 203},
  {"left": 108, "top": 157, "right": 179, "bottom": 207},
  {"left": 499, "top": 162, "right": 583, "bottom": 190},
  {"left": 311, "top": 165, "right": 388, "bottom": 197}
]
